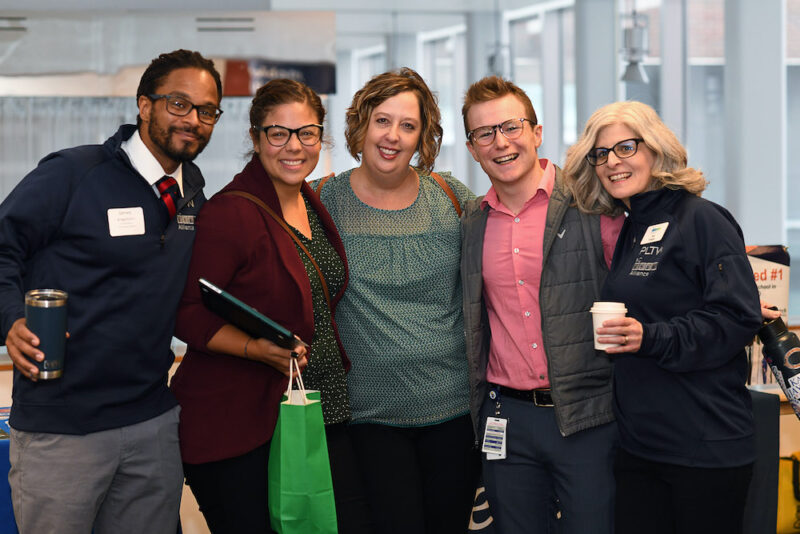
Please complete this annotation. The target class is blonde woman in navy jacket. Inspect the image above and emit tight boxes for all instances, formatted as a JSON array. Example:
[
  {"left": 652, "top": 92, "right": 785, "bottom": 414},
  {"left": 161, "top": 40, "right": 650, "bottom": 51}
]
[{"left": 563, "top": 101, "right": 762, "bottom": 534}]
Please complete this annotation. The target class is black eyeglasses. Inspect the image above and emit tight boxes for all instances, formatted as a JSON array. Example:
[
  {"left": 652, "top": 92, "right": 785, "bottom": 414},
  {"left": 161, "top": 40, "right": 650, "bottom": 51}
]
[
  {"left": 586, "top": 138, "right": 645, "bottom": 166},
  {"left": 467, "top": 118, "right": 535, "bottom": 146},
  {"left": 148, "top": 94, "right": 223, "bottom": 125},
  {"left": 254, "top": 124, "right": 324, "bottom": 147}
]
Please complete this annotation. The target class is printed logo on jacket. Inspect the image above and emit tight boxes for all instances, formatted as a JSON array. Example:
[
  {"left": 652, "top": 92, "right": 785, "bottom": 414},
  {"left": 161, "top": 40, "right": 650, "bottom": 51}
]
[
  {"left": 630, "top": 222, "right": 669, "bottom": 277},
  {"left": 177, "top": 214, "right": 196, "bottom": 231}
]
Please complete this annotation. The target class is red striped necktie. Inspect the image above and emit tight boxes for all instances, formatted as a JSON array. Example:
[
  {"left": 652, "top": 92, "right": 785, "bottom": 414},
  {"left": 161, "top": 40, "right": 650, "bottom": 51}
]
[{"left": 155, "top": 175, "right": 181, "bottom": 219}]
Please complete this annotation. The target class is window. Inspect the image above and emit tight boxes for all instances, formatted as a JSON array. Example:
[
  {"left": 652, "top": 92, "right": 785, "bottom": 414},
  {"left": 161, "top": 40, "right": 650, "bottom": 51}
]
[
  {"left": 352, "top": 46, "right": 387, "bottom": 91},
  {"left": 621, "top": 0, "right": 662, "bottom": 111},
  {"left": 507, "top": 4, "right": 576, "bottom": 164},
  {"left": 561, "top": 8, "right": 577, "bottom": 148},
  {"left": 509, "top": 15, "right": 543, "bottom": 121},
  {"left": 787, "top": 0, "right": 800, "bottom": 321},
  {"left": 420, "top": 27, "right": 468, "bottom": 181},
  {"left": 686, "top": 0, "right": 725, "bottom": 205}
]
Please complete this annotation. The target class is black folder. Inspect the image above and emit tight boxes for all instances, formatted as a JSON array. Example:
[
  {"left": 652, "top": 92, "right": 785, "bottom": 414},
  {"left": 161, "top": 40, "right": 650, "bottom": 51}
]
[{"left": 198, "top": 278, "right": 307, "bottom": 349}]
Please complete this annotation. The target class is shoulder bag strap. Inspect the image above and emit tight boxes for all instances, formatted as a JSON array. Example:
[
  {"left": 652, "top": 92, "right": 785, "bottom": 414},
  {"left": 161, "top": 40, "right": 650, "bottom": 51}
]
[
  {"left": 314, "top": 172, "right": 335, "bottom": 197},
  {"left": 317, "top": 169, "right": 461, "bottom": 217},
  {"left": 430, "top": 172, "right": 462, "bottom": 217},
  {"left": 221, "top": 190, "right": 331, "bottom": 309}
]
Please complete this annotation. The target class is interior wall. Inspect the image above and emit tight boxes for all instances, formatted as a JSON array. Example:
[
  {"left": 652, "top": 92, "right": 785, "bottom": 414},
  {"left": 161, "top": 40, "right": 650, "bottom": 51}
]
[{"left": 0, "top": 11, "right": 336, "bottom": 76}]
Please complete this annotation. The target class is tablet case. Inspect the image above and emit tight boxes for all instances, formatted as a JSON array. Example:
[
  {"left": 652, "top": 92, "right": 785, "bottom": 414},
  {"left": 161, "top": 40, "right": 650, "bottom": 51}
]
[{"left": 198, "top": 278, "right": 307, "bottom": 349}]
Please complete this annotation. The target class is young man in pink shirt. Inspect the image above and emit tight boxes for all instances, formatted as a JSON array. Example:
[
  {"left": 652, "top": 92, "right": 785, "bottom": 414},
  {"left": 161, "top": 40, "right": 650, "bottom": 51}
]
[{"left": 460, "top": 76, "right": 623, "bottom": 534}]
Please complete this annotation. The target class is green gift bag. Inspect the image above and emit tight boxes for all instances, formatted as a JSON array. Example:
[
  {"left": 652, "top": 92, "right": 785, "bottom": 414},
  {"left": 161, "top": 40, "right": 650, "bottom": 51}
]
[{"left": 268, "top": 358, "right": 338, "bottom": 534}]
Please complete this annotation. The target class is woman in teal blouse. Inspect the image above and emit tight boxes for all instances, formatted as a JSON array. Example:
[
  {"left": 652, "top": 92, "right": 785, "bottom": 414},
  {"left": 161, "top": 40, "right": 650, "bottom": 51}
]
[{"left": 314, "top": 68, "right": 478, "bottom": 534}]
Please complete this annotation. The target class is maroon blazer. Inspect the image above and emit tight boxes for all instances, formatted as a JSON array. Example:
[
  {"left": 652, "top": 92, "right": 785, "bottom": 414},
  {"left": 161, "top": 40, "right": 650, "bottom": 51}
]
[{"left": 171, "top": 156, "right": 349, "bottom": 464}]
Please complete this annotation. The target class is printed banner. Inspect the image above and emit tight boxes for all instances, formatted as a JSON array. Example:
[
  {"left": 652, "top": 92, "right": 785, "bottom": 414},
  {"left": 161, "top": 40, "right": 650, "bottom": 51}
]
[
  {"left": 747, "top": 245, "right": 791, "bottom": 385},
  {"left": 223, "top": 59, "right": 336, "bottom": 96}
]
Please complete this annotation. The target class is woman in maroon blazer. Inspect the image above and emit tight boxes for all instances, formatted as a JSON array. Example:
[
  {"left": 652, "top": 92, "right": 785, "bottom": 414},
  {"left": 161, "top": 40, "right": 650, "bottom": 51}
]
[{"left": 171, "top": 79, "right": 371, "bottom": 534}]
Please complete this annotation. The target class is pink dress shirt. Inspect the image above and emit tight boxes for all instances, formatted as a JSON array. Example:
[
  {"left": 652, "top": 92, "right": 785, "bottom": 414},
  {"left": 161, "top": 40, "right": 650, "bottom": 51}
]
[{"left": 482, "top": 159, "right": 624, "bottom": 390}]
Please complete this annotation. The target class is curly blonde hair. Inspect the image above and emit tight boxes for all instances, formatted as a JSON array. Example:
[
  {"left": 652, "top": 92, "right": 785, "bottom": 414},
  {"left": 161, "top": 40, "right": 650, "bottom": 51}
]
[
  {"left": 344, "top": 67, "right": 442, "bottom": 173},
  {"left": 563, "top": 101, "right": 707, "bottom": 216}
]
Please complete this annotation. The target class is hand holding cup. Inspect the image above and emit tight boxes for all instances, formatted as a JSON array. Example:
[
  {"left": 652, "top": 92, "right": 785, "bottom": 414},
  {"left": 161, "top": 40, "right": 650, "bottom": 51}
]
[
  {"left": 591, "top": 301, "right": 643, "bottom": 353},
  {"left": 16, "top": 289, "right": 69, "bottom": 380}
]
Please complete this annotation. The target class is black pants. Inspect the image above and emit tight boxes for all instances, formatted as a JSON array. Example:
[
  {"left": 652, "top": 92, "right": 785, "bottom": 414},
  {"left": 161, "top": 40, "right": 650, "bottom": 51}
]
[
  {"left": 614, "top": 448, "right": 753, "bottom": 534},
  {"left": 184, "top": 442, "right": 272, "bottom": 534},
  {"left": 326, "top": 423, "right": 375, "bottom": 533},
  {"left": 184, "top": 424, "right": 373, "bottom": 534},
  {"left": 348, "top": 414, "right": 480, "bottom": 534}
]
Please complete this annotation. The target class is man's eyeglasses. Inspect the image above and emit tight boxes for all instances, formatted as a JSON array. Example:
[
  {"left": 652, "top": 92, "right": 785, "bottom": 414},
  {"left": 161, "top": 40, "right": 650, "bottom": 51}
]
[
  {"left": 586, "top": 138, "right": 645, "bottom": 166},
  {"left": 467, "top": 118, "right": 535, "bottom": 146},
  {"left": 254, "top": 124, "right": 324, "bottom": 147},
  {"left": 148, "top": 94, "right": 223, "bottom": 125}
]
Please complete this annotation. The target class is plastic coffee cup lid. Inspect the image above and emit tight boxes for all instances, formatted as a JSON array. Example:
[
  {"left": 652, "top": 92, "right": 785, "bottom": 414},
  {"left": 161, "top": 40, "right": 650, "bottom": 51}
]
[{"left": 590, "top": 301, "right": 626, "bottom": 313}]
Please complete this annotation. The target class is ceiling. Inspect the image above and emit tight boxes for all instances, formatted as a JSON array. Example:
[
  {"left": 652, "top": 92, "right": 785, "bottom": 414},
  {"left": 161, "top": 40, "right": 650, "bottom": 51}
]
[{"left": 0, "top": 0, "right": 550, "bottom": 80}]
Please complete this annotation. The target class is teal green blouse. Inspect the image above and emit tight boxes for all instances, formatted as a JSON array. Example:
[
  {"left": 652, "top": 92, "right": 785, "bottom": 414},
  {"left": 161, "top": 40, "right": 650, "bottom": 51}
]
[{"left": 314, "top": 169, "right": 475, "bottom": 427}]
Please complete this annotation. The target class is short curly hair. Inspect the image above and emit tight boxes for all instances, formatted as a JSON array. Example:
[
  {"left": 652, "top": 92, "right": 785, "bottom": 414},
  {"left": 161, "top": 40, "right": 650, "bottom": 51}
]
[
  {"left": 563, "top": 100, "right": 707, "bottom": 216},
  {"left": 344, "top": 67, "right": 442, "bottom": 173}
]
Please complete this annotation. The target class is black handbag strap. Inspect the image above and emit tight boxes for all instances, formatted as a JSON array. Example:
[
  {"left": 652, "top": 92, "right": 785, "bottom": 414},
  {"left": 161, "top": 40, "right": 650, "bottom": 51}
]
[{"left": 222, "top": 190, "right": 331, "bottom": 309}]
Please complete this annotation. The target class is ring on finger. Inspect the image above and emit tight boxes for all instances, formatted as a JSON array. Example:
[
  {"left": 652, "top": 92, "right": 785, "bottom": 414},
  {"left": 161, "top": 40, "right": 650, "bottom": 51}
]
[{"left": 622, "top": 335, "right": 628, "bottom": 345}]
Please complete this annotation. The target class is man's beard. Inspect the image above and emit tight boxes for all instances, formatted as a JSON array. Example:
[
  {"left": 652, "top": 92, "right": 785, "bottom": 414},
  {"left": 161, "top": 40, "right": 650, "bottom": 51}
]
[{"left": 148, "top": 120, "right": 210, "bottom": 163}]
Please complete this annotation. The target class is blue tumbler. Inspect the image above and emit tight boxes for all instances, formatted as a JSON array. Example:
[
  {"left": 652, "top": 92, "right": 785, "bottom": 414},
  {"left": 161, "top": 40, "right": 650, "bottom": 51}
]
[{"left": 24, "top": 289, "right": 68, "bottom": 379}]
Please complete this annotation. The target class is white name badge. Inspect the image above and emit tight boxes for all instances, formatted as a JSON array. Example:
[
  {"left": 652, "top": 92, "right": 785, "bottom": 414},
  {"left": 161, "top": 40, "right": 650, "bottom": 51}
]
[
  {"left": 640, "top": 222, "right": 669, "bottom": 245},
  {"left": 482, "top": 417, "right": 508, "bottom": 460},
  {"left": 108, "top": 207, "right": 145, "bottom": 237}
]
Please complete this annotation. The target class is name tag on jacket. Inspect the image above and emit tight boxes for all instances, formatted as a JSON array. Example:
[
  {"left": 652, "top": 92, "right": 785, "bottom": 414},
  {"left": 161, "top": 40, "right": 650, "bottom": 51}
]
[{"left": 107, "top": 207, "right": 145, "bottom": 236}]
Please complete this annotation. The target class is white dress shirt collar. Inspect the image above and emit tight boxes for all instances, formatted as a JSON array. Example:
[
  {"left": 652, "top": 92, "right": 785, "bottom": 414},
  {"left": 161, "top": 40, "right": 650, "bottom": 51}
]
[{"left": 120, "top": 128, "right": 184, "bottom": 195}]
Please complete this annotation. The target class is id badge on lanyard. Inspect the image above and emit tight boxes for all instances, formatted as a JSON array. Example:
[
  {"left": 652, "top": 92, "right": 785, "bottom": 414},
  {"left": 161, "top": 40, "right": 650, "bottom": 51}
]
[{"left": 481, "top": 389, "right": 507, "bottom": 460}]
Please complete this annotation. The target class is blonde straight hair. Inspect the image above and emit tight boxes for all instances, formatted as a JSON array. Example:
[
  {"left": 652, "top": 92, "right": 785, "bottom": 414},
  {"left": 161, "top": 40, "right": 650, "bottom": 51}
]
[{"left": 563, "top": 101, "right": 707, "bottom": 216}]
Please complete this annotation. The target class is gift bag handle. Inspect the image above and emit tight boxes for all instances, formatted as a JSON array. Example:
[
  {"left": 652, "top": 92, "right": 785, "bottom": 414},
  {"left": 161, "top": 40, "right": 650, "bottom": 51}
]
[{"left": 285, "top": 354, "right": 309, "bottom": 405}]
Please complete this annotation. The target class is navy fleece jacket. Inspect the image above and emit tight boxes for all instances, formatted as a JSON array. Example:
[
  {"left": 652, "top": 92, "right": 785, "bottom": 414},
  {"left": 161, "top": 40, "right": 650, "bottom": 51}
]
[
  {"left": 0, "top": 125, "right": 205, "bottom": 434},
  {"left": 602, "top": 187, "right": 761, "bottom": 468}
]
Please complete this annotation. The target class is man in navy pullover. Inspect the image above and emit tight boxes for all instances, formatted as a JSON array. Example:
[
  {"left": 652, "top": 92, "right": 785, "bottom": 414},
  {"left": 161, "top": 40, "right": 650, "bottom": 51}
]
[{"left": 0, "top": 49, "right": 222, "bottom": 534}]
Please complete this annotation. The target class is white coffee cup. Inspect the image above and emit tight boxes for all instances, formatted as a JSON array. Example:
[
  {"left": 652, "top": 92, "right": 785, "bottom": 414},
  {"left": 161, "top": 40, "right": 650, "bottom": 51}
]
[{"left": 590, "top": 302, "right": 627, "bottom": 350}]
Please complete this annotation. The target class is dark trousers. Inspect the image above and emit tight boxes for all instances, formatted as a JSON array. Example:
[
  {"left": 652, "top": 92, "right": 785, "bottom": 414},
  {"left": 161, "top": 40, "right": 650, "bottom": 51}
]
[
  {"left": 349, "top": 414, "right": 480, "bottom": 534},
  {"left": 184, "top": 442, "right": 272, "bottom": 534},
  {"left": 479, "top": 395, "right": 617, "bottom": 534},
  {"left": 614, "top": 448, "right": 754, "bottom": 534},
  {"left": 326, "top": 423, "right": 375, "bottom": 534},
  {"left": 184, "top": 424, "right": 373, "bottom": 534}
]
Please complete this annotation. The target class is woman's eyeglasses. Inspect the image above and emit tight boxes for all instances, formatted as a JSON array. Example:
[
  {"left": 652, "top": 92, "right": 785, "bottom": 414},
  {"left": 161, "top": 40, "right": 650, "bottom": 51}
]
[{"left": 586, "top": 138, "right": 645, "bottom": 166}]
